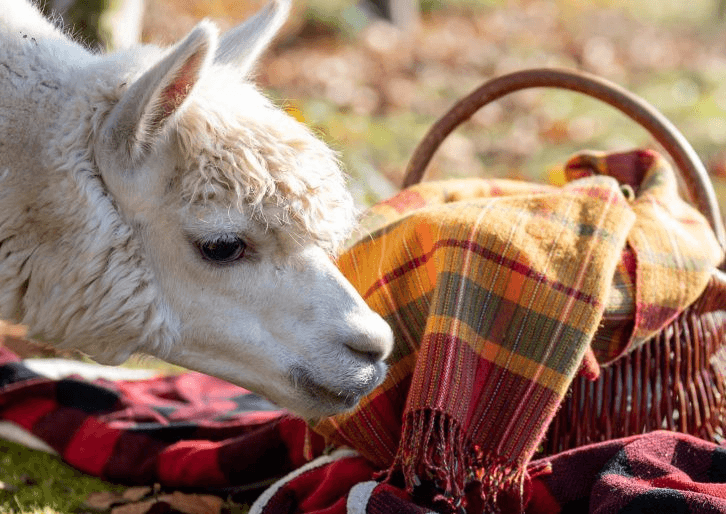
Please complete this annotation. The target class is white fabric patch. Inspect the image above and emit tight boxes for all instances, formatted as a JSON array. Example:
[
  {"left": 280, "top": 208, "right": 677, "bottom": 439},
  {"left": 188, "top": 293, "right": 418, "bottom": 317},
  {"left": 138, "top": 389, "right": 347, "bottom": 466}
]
[
  {"left": 346, "top": 480, "right": 378, "bottom": 514},
  {"left": 250, "top": 447, "right": 360, "bottom": 514},
  {"left": 24, "top": 358, "right": 157, "bottom": 381},
  {"left": 0, "top": 420, "right": 58, "bottom": 455}
]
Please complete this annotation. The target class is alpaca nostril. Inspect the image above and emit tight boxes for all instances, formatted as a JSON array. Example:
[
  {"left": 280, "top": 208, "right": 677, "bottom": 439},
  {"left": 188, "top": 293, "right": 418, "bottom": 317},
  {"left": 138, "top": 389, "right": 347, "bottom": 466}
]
[
  {"left": 340, "top": 311, "right": 394, "bottom": 363},
  {"left": 343, "top": 322, "right": 394, "bottom": 363},
  {"left": 344, "top": 342, "right": 382, "bottom": 363}
]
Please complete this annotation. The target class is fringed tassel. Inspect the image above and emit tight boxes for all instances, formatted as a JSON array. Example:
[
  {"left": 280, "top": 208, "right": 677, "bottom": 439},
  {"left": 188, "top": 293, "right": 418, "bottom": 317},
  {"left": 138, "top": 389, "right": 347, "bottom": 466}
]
[
  {"left": 472, "top": 451, "right": 525, "bottom": 514},
  {"left": 544, "top": 277, "right": 726, "bottom": 456},
  {"left": 388, "top": 409, "right": 524, "bottom": 513},
  {"left": 389, "top": 409, "right": 466, "bottom": 507}
]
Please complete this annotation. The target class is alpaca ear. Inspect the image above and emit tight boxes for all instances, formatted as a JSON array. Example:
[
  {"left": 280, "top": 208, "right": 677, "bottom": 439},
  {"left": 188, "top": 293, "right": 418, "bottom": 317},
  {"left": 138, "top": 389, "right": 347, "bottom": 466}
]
[
  {"left": 215, "top": 0, "right": 289, "bottom": 74},
  {"left": 102, "top": 21, "right": 218, "bottom": 164}
]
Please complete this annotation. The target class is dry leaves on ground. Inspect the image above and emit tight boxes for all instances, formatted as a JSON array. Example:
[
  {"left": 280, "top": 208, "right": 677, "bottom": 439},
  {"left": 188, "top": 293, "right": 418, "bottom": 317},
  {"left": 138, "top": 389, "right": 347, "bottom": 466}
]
[{"left": 84, "top": 487, "right": 226, "bottom": 514}]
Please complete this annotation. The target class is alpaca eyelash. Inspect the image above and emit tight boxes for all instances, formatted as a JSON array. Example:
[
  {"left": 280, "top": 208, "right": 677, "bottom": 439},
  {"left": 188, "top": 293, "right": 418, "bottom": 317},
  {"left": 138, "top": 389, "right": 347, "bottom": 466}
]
[
  {"left": 196, "top": 233, "right": 242, "bottom": 245},
  {"left": 194, "top": 234, "right": 249, "bottom": 265}
]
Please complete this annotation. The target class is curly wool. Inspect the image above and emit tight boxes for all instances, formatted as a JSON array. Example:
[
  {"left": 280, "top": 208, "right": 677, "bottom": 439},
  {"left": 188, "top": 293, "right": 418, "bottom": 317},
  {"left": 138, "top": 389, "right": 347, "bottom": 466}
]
[{"left": 174, "top": 71, "right": 356, "bottom": 254}]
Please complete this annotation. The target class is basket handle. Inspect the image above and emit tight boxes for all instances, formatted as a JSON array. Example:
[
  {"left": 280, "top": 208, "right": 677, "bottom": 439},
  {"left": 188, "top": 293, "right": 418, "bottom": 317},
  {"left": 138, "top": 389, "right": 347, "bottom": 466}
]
[{"left": 402, "top": 68, "right": 726, "bottom": 253}]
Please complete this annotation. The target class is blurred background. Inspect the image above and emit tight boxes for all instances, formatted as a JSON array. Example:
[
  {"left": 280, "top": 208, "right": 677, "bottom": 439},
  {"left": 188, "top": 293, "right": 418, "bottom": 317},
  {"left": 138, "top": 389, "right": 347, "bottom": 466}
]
[{"left": 43, "top": 0, "right": 726, "bottom": 213}]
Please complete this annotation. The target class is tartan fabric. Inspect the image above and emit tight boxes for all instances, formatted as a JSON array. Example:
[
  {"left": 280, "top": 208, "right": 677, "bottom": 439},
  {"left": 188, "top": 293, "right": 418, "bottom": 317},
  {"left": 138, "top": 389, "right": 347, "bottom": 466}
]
[
  {"left": 0, "top": 149, "right": 722, "bottom": 512},
  {"left": 526, "top": 430, "right": 726, "bottom": 513},
  {"left": 6, "top": 346, "right": 726, "bottom": 513},
  {"left": 314, "top": 149, "right": 723, "bottom": 511},
  {"left": 0, "top": 344, "right": 326, "bottom": 492},
  {"left": 250, "top": 431, "right": 726, "bottom": 514},
  {"left": 249, "top": 449, "right": 431, "bottom": 514},
  {"left": 565, "top": 151, "right": 723, "bottom": 361}
]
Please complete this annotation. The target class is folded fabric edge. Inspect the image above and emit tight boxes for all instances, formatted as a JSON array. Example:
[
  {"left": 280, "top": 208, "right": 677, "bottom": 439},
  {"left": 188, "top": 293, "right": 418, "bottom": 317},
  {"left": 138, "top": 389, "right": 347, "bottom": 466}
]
[
  {"left": 0, "top": 420, "right": 57, "bottom": 454},
  {"left": 249, "top": 447, "right": 360, "bottom": 514}
]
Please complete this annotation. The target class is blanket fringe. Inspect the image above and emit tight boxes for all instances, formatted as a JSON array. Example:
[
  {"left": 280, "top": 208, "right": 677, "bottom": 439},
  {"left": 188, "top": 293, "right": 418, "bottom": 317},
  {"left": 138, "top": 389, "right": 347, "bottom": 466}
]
[
  {"left": 392, "top": 410, "right": 465, "bottom": 501},
  {"left": 387, "top": 409, "right": 524, "bottom": 512},
  {"left": 471, "top": 449, "right": 525, "bottom": 514},
  {"left": 545, "top": 275, "right": 726, "bottom": 455}
]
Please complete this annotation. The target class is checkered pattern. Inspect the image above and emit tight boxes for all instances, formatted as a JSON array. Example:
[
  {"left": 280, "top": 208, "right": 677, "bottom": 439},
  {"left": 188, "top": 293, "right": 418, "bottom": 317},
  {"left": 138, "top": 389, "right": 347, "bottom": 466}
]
[
  {"left": 0, "top": 149, "right": 722, "bottom": 513},
  {"left": 527, "top": 431, "right": 726, "bottom": 514},
  {"left": 0, "top": 346, "right": 324, "bottom": 491},
  {"left": 249, "top": 431, "right": 726, "bottom": 513},
  {"left": 314, "top": 149, "right": 722, "bottom": 510}
]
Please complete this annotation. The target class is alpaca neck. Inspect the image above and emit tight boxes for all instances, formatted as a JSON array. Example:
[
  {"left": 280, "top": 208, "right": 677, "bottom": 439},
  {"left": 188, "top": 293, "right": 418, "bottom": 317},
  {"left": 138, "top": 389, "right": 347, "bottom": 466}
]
[{"left": 0, "top": 31, "right": 176, "bottom": 363}]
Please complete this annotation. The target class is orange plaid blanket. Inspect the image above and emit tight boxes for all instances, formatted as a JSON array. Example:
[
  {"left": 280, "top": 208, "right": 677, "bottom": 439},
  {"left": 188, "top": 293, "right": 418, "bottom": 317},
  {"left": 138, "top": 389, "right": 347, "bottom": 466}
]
[{"left": 313, "top": 149, "right": 723, "bottom": 511}]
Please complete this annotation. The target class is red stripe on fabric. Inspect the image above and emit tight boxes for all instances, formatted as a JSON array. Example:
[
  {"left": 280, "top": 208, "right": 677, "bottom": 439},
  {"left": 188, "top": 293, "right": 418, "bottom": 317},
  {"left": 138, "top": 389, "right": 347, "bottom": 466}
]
[
  {"left": 340, "top": 376, "right": 412, "bottom": 468},
  {"left": 157, "top": 440, "right": 227, "bottom": 486},
  {"left": 278, "top": 417, "right": 326, "bottom": 469},
  {"left": 363, "top": 244, "right": 436, "bottom": 299},
  {"left": 1, "top": 398, "right": 57, "bottom": 430},
  {"left": 621, "top": 247, "right": 636, "bottom": 279},
  {"left": 445, "top": 239, "right": 600, "bottom": 307},
  {"left": 379, "top": 190, "right": 426, "bottom": 213},
  {"left": 526, "top": 477, "right": 562, "bottom": 514},
  {"left": 63, "top": 417, "right": 122, "bottom": 476},
  {"left": 636, "top": 303, "right": 680, "bottom": 330},
  {"left": 365, "top": 238, "right": 600, "bottom": 307},
  {"left": 297, "top": 456, "right": 377, "bottom": 512}
]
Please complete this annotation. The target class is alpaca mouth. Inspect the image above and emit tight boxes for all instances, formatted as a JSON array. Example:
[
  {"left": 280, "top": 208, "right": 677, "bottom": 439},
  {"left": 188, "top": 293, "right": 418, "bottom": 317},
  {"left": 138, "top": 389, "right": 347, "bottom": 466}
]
[{"left": 289, "top": 364, "right": 386, "bottom": 412}]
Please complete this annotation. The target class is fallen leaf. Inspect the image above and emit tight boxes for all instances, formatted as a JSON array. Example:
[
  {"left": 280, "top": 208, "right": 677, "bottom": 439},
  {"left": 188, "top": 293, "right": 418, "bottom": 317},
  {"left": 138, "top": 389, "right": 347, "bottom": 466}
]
[
  {"left": 111, "top": 499, "right": 161, "bottom": 514},
  {"left": 85, "top": 490, "right": 124, "bottom": 510},
  {"left": 122, "top": 486, "right": 154, "bottom": 502},
  {"left": 157, "top": 492, "right": 224, "bottom": 514}
]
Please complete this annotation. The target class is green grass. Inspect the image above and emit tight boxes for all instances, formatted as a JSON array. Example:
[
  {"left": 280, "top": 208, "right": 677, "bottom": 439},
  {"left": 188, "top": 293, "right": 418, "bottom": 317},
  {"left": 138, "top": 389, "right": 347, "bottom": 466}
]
[
  {"left": 0, "top": 438, "right": 251, "bottom": 514},
  {"left": 0, "top": 439, "right": 123, "bottom": 514}
]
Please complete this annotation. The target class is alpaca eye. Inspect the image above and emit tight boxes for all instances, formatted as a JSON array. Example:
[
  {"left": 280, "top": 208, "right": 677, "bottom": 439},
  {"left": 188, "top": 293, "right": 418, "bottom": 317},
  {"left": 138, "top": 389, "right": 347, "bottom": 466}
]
[{"left": 197, "top": 237, "right": 247, "bottom": 264}]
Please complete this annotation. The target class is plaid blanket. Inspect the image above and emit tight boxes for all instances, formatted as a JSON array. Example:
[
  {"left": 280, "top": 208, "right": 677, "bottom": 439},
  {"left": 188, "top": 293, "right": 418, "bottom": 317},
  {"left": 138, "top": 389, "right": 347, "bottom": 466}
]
[
  {"left": 4, "top": 349, "right": 726, "bottom": 513},
  {"left": 0, "top": 345, "right": 321, "bottom": 494},
  {"left": 525, "top": 430, "right": 726, "bottom": 513},
  {"left": 249, "top": 430, "right": 726, "bottom": 513},
  {"left": 314, "top": 149, "right": 723, "bottom": 510},
  {"left": 0, "top": 149, "right": 723, "bottom": 513}
]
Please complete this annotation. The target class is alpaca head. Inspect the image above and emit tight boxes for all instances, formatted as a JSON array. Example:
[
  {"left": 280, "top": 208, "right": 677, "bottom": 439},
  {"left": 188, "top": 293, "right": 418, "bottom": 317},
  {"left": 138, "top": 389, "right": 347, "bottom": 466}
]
[{"left": 91, "top": 0, "right": 393, "bottom": 419}]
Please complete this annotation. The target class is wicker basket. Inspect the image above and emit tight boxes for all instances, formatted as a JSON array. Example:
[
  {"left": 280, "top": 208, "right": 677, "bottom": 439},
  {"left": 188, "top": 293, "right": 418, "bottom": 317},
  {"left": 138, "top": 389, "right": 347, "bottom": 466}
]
[{"left": 402, "top": 68, "right": 726, "bottom": 455}]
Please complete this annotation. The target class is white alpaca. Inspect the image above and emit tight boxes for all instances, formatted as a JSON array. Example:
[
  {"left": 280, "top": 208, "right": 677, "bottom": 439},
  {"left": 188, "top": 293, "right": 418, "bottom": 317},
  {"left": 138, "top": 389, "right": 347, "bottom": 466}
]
[{"left": 0, "top": 0, "right": 393, "bottom": 419}]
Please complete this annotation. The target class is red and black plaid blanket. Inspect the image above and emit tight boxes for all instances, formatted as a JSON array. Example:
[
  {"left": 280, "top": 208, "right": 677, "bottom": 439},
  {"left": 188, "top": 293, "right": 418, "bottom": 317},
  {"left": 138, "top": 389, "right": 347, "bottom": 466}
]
[
  {"left": 0, "top": 345, "right": 319, "bottom": 494},
  {"left": 3, "top": 347, "right": 726, "bottom": 513},
  {"left": 1, "top": 149, "right": 725, "bottom": 513}
]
